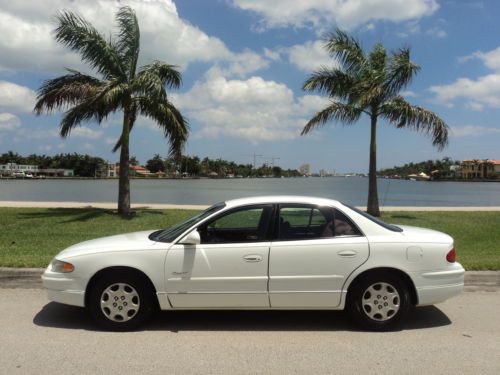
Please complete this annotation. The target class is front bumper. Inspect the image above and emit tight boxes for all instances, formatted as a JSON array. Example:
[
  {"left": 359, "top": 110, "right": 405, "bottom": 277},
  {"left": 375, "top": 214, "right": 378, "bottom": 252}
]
[
  {"left": 411, "top": 263, "right": 465, "bottom": 306},
  {"left": 42, "top": 269, "right": 86, "bottom": 307}
]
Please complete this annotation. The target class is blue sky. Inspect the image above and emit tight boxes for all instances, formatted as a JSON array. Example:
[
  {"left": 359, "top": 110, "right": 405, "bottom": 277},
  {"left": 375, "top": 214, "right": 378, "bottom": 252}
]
[{"left": 0, "top": 0, "right": 499, "bottom": 172}]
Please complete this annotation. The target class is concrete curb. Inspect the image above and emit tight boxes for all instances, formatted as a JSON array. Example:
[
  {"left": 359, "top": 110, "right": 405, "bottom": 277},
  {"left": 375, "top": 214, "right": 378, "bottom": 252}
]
[{"left": 1, "top": 267, "right": 499, "bottom": 290}]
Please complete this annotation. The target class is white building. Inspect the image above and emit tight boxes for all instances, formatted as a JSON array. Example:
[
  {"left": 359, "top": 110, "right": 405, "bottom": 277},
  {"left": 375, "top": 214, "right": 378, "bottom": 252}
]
[{"left": 0, "top": 163, "right": 39, "bottom": 176}]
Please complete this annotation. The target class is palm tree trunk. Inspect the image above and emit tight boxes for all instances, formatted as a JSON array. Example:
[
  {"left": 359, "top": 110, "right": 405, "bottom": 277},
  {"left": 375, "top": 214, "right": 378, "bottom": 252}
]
[
  {"left": 118, "top": 109, "right": 131, "bottom": 215},
  {"left": 367, "top": 113, "right": 380, "bottom": 216}
]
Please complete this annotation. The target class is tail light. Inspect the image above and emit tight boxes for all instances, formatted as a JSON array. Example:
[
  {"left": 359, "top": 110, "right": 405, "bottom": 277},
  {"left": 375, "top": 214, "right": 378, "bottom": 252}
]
[{"left": 446, "top": 248, "right": 456, "bottom": 263}]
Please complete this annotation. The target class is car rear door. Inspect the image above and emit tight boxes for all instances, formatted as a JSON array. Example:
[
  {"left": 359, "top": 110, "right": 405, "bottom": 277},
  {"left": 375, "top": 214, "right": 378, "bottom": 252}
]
[
  {"left": 268, "top": 204, "right": 369, "bottom": 308},
  {"left": 165, "top": 204, "right": 273, "bottom": 308}
]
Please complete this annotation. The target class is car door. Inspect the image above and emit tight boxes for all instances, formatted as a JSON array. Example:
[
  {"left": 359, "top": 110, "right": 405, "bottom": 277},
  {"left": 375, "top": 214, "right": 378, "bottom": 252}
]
[
  {"left": 269, "top": 204, "right": 369, "bottom": 308},
  {"left": 165, "top": 204, "right": 273, "bottom": 308}
]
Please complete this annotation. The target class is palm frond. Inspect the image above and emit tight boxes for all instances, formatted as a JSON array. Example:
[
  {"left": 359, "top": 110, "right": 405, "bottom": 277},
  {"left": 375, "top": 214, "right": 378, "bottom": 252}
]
[
  {"left": 303, "top": 67, "right": 354, "bottom": 100},
  {"left": 55, "top": 11, "right": 125, "bottom": 79},
  {"left": 116, "top": 6, "right": 140, "bottom": 79},
  {"left": 137, "top": 61, "right": 182, "bottom": 88},
  {"left": 324, "top": 28, "right": 366, "bottom": 73},
  {"left": 34, "top": 70, "right": 101, "bottom": 114},
  {"left": 301, "top": 101, "right": 362, "bottom": 135},
  {"left": 380, "top": 96, "right": 449, "bottom": 149},
  {"left": 385, "top": 48, "right": 420, "bottom": 97},
  {"left": 138, "top": 97, "right": 189, "bottom": 157}
]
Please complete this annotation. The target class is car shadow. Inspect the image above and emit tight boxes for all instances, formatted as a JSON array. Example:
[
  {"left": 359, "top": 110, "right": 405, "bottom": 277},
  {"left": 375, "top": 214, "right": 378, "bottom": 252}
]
[{"left": 33, "top": 303, "right": 451, "bottom": 332}]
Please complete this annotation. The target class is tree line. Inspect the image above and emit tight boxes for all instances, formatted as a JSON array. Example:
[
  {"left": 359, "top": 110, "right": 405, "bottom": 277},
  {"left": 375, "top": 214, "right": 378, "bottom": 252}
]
[
  {"left": 0, "top": 151, "right": 301, "bottom": 178},
  {"left": 0, "top": 151, "right": 105, "bottom": 177},
  {"left": 378, "top": 157, "right": 459, "bottom": 177}
]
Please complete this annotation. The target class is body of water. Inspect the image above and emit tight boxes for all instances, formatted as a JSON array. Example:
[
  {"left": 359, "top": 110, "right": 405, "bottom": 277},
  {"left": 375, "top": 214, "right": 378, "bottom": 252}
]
[{"left": 1, "top": 177, "right": 499, "bottom": 206}]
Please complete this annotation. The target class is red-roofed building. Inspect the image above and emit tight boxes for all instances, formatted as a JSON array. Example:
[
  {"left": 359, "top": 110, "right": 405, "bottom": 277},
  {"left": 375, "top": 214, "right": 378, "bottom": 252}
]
[{"left": 458, "top": 159, "right": 500, "bottom": 180}]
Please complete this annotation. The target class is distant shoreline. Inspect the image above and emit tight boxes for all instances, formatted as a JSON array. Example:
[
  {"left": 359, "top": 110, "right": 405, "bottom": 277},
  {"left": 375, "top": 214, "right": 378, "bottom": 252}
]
[{"left": 1, "top": 201, "right": 500, "bottom": 211}]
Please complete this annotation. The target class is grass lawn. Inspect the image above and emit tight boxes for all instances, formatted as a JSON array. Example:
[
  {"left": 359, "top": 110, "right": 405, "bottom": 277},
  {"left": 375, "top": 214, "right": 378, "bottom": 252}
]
[{"left": 0, "top": 208, "right": 498, "bottom": 270}]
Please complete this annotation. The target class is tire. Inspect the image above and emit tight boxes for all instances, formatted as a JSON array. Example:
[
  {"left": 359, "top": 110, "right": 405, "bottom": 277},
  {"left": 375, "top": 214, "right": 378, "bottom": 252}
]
[
  {"left": 87, "top": 271, "right": 156, "bottom": 331},
  {"left": 347, "top": 273, "right": 411, "bottom": 331}
]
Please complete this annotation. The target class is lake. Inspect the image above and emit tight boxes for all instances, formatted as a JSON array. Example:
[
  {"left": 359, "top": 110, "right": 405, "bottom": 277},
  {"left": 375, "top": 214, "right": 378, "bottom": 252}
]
[{"left": 1, "top": 177, "right": 499, "bottom": 206}]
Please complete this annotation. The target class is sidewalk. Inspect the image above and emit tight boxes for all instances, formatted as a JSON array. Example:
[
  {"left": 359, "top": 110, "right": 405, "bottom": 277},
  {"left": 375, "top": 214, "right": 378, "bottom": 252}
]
[{"left": 1, "top": 267, "right": 499, "bottom": 290}]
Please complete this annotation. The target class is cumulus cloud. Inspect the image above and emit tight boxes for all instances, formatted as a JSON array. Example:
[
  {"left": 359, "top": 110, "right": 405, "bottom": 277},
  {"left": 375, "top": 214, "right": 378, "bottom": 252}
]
[
  {"left": 171, "top": 75, "right": 329, "bottom": 142},
  {"left": 0, "top": 0, "right": 265, "bottom": 75},
  {"left": 0, "top": 81, "right": 36, "bottom": 113},
  {"left": 0, "top": 113, "right": 21, "bottom": 131},
  {"left": 430, "top": 74, "right": 500, "bottom": 109},
  {"left": 230, "top": 0, "right": 439, "bottom": 31},
  {"left": 430, "top": 46, "right": 500, "bottom": 109},
  {"left": 450, "top": 125, "right": 500, "bottom": 137},
  {"left": 69, "top": 127, "right": 103, "bottom": 139},
  {"left": 287, "top": 40, "right": 338, "bottom": 72}
]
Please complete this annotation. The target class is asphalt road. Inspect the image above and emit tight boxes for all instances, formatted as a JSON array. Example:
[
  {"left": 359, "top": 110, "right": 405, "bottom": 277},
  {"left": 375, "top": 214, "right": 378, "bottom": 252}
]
[{"left": 0, "top": 288, "right": 499, "bottom": 374}]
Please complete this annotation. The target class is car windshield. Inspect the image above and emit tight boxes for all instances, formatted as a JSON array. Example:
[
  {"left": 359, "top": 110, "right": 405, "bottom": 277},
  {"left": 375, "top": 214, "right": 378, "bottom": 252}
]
[
  {"left": 343, "top": 203, "right": 403, "bottom": 232},
  {"left": 149, "top": 202, "right": 226, "bottom": 242}
]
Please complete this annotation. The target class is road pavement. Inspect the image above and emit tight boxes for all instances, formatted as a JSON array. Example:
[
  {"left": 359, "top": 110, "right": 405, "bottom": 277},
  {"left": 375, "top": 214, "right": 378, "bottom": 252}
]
[{"left": 0, "top": 287, "right": 499, "bottom": 374}]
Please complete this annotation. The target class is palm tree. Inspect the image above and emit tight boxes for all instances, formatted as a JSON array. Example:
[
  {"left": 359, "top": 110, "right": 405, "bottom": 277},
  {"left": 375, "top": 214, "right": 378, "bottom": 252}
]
[
  {"left": 302, "top": 29, "right": 449, "bottom": 216},
  {"left": 34, "top": 7, "right": 188, "bottom": 215}
]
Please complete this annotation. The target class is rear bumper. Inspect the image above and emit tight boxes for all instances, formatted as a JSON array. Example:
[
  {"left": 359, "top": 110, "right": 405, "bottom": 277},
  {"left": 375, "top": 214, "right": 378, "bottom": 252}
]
[
  {"left": 42, "top": 269, "right": 86, "bottom": 307},
  {"left": 411, "top": 263, "right": 465, "bottom": 306}
]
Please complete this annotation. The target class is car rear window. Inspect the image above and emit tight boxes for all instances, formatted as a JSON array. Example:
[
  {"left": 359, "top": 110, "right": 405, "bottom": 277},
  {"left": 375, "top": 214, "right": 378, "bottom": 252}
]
[{"left": 343, "top": 203, "right": 403, "bottom": 232}]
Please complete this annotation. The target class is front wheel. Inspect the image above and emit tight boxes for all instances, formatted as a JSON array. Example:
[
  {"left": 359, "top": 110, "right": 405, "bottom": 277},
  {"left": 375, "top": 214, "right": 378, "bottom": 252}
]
[
  {"left": 87, "top": 273, "right": 155, "bottom": 331},
  {"left": 348, "top": 274, "right": 411, "bottom": 331}
]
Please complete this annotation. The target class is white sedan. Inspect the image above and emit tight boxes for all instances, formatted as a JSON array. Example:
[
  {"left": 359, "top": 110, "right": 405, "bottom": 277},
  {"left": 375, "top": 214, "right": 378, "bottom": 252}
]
[{"left": 42, "top": 196, "right": 464, "bottom": 331}]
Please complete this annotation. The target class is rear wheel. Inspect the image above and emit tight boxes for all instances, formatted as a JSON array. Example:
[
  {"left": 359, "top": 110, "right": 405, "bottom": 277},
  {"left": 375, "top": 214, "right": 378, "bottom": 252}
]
[
  {"left": 348, "top": 274, "right": 411, "bottom": 331},
  {"left": 87, "top": 272, "right": 155, "bottom": 331}
]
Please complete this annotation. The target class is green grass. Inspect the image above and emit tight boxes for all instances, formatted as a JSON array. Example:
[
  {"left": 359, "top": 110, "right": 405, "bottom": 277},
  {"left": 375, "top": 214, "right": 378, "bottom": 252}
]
[{"left": 0, "top": 208, "right": 498, "bottom": 270}]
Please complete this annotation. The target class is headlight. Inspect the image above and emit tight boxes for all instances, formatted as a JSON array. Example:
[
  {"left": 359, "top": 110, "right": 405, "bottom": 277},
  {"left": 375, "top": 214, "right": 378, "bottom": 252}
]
[{"left": 50, "top": 259, "right": 74, "bottom": 273}]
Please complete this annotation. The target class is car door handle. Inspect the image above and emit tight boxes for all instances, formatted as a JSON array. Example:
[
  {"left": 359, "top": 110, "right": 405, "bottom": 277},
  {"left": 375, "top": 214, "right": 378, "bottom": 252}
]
[
  {"left": 243, "top": 254, "right": 263, "bottom": 262},
  {"left": 337, "top": 250, "right": 357, "bottom": 258}
]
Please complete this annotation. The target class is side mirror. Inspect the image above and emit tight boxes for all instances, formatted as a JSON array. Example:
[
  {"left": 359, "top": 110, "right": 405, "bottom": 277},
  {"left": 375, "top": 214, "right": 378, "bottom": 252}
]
[{"left": 180, "top": 229, "right": 200, "bottom": 245}]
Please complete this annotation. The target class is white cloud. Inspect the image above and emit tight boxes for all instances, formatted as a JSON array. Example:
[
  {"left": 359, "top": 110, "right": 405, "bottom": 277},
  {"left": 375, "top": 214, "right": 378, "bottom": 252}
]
[
  {"left": 287, "top": 40, "right": 338, "bottom": 72},
  {"left": 430, "top": 74, "right": 500, "bottom": 109},
  {"left": 172, "top": 75, "right": 329, "bottom": 142},
  {"left": 70, "top": 127, "right": 103, "bottom": 139},
  {"left": 470, "top": 47, "right": 500, "bottom": 71},
  {"left": 430, "top": 45, "right": 500, "bottom": 109},
  {"left": 451, "top": 125, "right": 500, "bottom": 137},
  {"left": 0, "top": 0, "right": 263, "bottom": 75},
  {"left": 230, "top": 0, "right": 439, "bottom": 31},
  {"left": 0, "top": 113, "right": 21, "bottom": 131},
  {"left": 0, "top": 81, "right": 36, "bottom": 112},
  {"left": 400, "top": 90, "right": 418, "bottom": 98}
]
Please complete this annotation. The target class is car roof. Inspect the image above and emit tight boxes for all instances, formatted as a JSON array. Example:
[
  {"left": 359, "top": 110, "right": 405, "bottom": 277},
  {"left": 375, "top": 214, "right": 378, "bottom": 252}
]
[{"left": 223, "top": 195, "right": 341, "bottom": 208}]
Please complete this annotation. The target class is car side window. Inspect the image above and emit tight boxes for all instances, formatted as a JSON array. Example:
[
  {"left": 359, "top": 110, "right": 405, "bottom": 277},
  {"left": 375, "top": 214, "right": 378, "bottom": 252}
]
[
  {"left": 278, "top": 205, "right": 333, "bottom": 241},
  {"left": 199, "top": 205, "right": 272, "bottom": 244},
  {"left": 278, "top": 205, "right": 362, "bottom": 240}
]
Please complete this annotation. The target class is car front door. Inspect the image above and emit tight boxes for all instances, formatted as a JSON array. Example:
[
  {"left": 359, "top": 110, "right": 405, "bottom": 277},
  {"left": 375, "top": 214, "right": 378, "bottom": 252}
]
[
  {"left": 269, "top": 204, "right": 369, "bottom": 308},
  {"left": 165, "top": 205, "right": 273, "bottom": 308}
]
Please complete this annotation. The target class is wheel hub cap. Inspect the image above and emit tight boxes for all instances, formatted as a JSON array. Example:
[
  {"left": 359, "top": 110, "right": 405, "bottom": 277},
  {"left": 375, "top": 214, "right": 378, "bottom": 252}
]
[
  {"left": 361, "top": 282, "right": 400, "bottom": 321},
  {"left": 100, "top": 283, "right": 140, "bottom": 322}
]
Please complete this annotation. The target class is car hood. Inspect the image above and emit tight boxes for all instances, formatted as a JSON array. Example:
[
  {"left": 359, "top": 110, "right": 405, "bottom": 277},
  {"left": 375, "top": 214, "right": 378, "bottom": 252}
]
[
  {"left": 397, "top": 225, "right": 453, "bottom": 244},
  {"left": 56, "top": 230, "right": 160, "bottom": 259}
]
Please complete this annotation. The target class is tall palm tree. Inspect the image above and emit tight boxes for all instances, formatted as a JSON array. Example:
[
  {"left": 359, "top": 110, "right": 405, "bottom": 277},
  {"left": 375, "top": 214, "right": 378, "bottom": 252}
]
[
  {"left": 301, "top": 29, "right": 449, "bottom": 216},
  {"left": 34, "top": 7, "right": 188, "bottom": 215}
]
